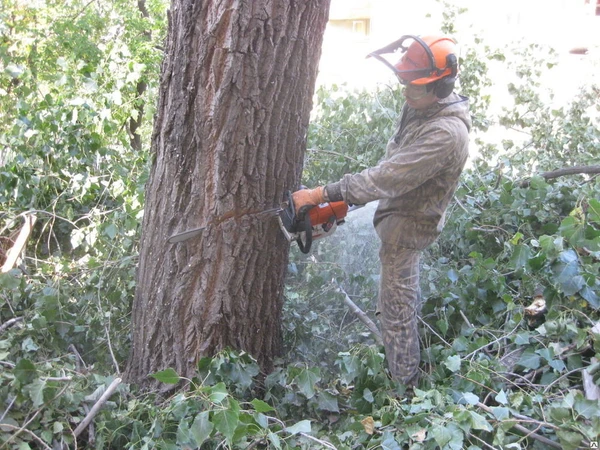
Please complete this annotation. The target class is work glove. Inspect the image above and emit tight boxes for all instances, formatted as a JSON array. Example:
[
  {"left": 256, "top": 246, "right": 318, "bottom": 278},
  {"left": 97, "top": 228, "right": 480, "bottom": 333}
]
[{"left": 292, "top": 186, "right": 326, "bottom": 215}]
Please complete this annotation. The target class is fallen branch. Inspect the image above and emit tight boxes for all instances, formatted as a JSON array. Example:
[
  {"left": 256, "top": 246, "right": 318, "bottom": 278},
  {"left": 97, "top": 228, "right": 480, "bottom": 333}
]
[
  {"left": 477, "top": 402, "right": 561, "bottom": 449},
  {"left": 0, "top": 317, "right": 23, "bottom": 334},
  {"left": 1, "top": 410, "right": 44, "bottom": 449},
  {"left": 520, "top": 165, "right": 600, "bottom": 186},
  {"left": 334, "top": 280, "right": 382, "bottom": 345},
  {"left": 0, "top": 423, "right": 52, "bottom": 450},
  {"left": 73, "top": 377, "right": 122, "bottom": 438},
  {"left": 299, "top": 432, "right": 338, "bottom": 450},
  {"left": 540, "top": 165, "right": 600, "bottom": 179},
  {"left": 1, "top": 213, "right": 36, "bottom": 273}
]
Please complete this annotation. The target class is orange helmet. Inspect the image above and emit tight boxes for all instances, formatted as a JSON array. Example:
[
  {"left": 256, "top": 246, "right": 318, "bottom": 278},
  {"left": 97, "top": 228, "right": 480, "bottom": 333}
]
[
  {"left": 394, "top": 35, "right": 457, "bottom": 85},
  {"left": 368, "top": 35, "right": 457, "bottom": 86}
]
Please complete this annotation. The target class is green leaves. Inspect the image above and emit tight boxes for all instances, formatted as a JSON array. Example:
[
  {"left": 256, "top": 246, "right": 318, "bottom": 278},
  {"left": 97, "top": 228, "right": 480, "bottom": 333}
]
[
  {"left": 13, "top": 359, "right": 37, "bottom": 384},
  {"left": 190, "top": 412, "right": 214, "bottom": 446},
  {"left": 552, "top": 249, "right": 584, "bottom": 296},
  {"left": 444, "top": 355, "right": 461, "bottom": 373},
  {"left": 284, "top": 419, "right": 311, "bottom": 435},
  {"left": 150, "top": 368, "right": 180, "bottom": 384},
  {"left": 293, "top": 367, "right": 321, "bottom": 399}
]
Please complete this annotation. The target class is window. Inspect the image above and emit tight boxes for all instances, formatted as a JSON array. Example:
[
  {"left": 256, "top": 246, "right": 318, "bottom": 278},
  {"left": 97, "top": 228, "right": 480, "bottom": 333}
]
[{"left": 328, "top": 18, "right": 371, "bottom": 41}]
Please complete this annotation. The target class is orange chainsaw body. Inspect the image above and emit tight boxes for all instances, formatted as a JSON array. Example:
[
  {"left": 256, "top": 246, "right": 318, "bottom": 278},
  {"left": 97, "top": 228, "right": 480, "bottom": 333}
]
[{"left": 307, "top": 201, "right": 349, "bottom": 239}]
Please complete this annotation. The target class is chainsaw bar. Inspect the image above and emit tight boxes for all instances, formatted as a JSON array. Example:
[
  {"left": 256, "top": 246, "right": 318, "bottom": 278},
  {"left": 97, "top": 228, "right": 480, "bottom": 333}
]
[
  {"left": 167, "top": 225, "right": 208, "bottom": 243},
  {"left": 167, "top": 207, "right": 282, "bottom": 244}
]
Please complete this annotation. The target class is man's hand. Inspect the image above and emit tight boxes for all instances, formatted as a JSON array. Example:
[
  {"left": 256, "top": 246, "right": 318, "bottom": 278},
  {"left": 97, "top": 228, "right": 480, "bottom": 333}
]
[{"left": 292, "top": 186, "right": 326, "bottom": 214}]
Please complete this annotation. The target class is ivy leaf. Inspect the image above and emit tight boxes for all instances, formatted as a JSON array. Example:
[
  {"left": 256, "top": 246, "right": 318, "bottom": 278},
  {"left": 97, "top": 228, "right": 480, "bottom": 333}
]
[
  {"left": 444, "top": 355, "right": 461, "bottom": 373},
  {"left": 209, "top": 382, "right": 229, "bottom": 404},
  {"left": 268, "top": 431, "right": 282, "bottom": 449},
  {"left": 381, "top": 431, "right": 402, "bottom": 450},
  {"left": 316, "top": 391, "right": 339, "bottom": 412},
  {"left": 459, "top": 392, "right": 480, "bottom": 406},
  {"left": 213, "top": 409, "right": 239, "bottom": 444},
  {"left": 24, "top": 379, "right": 46, "bottom": 407},
  {"left": 468, "top": 410, "right": 493, "bottom": 431},
  {"left": 251, "top": 399, "right": 274, "bottom": 413},
  {"left": 447, "top": 269, "right": 459, "bottom": 283},
  {"left": 588, "top": 198, "right": 600, "bottom": 224},
  {"left": 294, "top": 368, "right": 320, "bottom": 399},
  {"left": 436, "top": 318, "right": 449, "bottom": 336},
  {"left": 14, "top": 359, "right": 37, "bottom": 384},
  {"left": 284, "top": 419, "right": 311, "bottom": 435},
  {"left": 495, "top": 390, "right": 508, "bottom": 405},
  {"left": 176, "top": 419, "right": 193, "bottom": 446},
  {"left": 104, "top": 223, "right": 118, "bottom": 239},
  {"left": 517, "top": 349, "right": 541, "bottom": 370},
  {"left": 552, "top": 250, "right": 583, "bottom": 295},
  {"left": 491, "top": 406, "right": 510, "bottom": 420},
  {"left": 432, "top": 425, "right": 452, "bottom": 447},
  {"left": 509, "top": 244, "right": 530, "bottom": 269},
  {"left": 579, "top": 285, "right": 600, "bottom": 309},
  {"left": 556, "top": 429, "right": 584, "bottom": 450},
  {"left": 191, "top": 411, "right": 214, "bottom": 446},
  {"left": 574, "top": 397, "right": 600, "bottom": 419},
  {"left": 149, "top": 368, "right": 180, "bottom": 385},
  {"left": 559, "top": 216, "right": 586, "bottom": 244},
  {"left": 549, "top": 359, "right": 566, "bottom": 372},
  {"left": 0, "top": 273, "right": 21, "bottom": 290}
]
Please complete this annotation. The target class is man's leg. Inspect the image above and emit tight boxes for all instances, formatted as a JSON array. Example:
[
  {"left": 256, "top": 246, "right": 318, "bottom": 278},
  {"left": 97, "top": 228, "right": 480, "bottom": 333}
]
[{"left": 378, "top": 244, "right": 421, "bottom": 387}]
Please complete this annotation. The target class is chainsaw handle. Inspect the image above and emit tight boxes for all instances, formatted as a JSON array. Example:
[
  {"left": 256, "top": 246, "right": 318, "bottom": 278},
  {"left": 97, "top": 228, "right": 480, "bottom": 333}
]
[{"left": 296, "top": 206, "right": 312, "bottom": 253}]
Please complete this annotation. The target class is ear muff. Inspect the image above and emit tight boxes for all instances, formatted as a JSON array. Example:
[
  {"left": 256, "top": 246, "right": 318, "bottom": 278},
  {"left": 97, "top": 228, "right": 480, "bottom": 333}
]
[{"left": 433, "top": 53, "right": 457, "bottom": 98}]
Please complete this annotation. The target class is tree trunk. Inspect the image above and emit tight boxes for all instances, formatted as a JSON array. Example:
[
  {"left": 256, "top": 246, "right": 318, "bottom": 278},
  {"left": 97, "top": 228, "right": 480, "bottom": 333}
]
[{"left": 125, "top": 0, "right": 330, "bottom": 387}]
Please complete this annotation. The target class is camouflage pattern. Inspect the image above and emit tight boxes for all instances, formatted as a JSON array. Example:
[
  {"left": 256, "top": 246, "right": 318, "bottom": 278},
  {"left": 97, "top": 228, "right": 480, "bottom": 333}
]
[
  {"left": 326, "top": 92, "right": 471, "bottom": 384},
  {"left": 378, "top": 243, "right": 422, "bottom": 384}
]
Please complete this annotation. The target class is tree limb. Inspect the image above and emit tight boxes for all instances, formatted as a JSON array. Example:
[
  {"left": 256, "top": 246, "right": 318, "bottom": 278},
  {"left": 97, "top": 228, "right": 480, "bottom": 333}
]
[
  {"left": 1, "top": 214, "right": 36, "bottom": 273},
  {"left": 0, "top": 317, "right": 23, "bottom": 333},
  {"left": 0, "top": 424, "right": 52, "bottom": 450},
  {"left": 540, "top": 165, "right": 600, "bottom": 179},
  {"left": 477, "top": 402, "right": 562, "bottom": 449},
  {"left": 334, "top": 280, "right": 382, "bottom": 345},
  {"left": 521, "top": 165, "right": 600, "bottom": 186},
  {"left": 73, "top": 377, "right": 122, "bottom": 438}
]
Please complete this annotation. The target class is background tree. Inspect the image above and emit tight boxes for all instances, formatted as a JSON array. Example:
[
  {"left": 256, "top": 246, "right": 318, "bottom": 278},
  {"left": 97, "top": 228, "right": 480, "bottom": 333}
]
[{"left": 125, "top": 0, "right": 331, "bottom": 386}]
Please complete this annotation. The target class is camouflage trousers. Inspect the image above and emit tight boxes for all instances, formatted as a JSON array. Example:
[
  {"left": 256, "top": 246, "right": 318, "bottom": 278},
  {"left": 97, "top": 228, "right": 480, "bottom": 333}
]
[{"left": 378, "top": 243, "right": 422, "bottom": 387}]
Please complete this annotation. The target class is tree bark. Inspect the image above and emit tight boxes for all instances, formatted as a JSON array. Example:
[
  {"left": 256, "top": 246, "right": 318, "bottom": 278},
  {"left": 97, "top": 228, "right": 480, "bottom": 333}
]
[{"left": 126, "top": 0, "right": 330, "bottom": 387}]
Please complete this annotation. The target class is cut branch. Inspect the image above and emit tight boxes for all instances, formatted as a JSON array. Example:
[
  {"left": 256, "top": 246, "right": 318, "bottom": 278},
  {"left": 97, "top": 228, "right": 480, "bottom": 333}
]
[
  {"left": 477, "top": 402, "right": 562, "bottom": 449},
  {"left": 521, "top": 165, "right": 600, "bottom": 186},
  {"left": 0, "top": 317, "right": 23, "bottom": 334},
  {"left": 2, "top": 214, "right": 36, "bottom": 273},
  {"left": 74, "top": 377, "right": 122, "bottom": 438},
  {"left": 334, "top": 280, "right": 382, "bottom": 345},
  {"left": 540, "top": 165, "right": 600, "bottom": 179}
]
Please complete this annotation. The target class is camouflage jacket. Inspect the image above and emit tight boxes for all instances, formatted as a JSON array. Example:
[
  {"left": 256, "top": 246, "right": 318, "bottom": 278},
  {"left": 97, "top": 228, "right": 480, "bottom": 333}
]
[{"left": 325, "top": 93, "right": 471, "bottom": 249}]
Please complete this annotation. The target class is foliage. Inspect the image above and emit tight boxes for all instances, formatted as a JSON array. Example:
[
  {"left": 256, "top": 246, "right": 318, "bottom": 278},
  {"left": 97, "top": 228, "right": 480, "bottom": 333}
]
[
  {"left": 304, "top": 83, "right": 403, "bottom": 187},
  {"left": 0, "top": 0, "right": 599, "bottom": 448}
]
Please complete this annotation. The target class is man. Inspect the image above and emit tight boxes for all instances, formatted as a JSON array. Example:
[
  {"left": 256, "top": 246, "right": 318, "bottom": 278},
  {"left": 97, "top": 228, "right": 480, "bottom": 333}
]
[{"left": 292, "top": 35, "right": 471, "bottom": 388}]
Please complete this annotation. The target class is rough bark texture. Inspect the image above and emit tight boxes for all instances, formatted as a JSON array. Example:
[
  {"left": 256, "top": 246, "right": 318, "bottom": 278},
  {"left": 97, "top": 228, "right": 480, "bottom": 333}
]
[{"left": 125, "top": 0, "right": 330, "bottom": 387}]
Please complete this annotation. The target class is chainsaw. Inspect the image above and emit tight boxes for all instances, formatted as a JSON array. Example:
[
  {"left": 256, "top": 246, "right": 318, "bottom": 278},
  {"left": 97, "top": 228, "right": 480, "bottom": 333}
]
[
  {"left": 277, "top": 190, "right": 354, "bottom": 253},
  {"left": 167, "top": 190, "right": 359, "bottom": 253}
]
